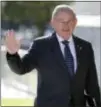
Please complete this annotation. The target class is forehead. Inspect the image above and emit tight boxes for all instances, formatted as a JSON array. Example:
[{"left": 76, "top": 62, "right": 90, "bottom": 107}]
[{"left": 55, "top": 11, "right": 74, "bottom": 20}]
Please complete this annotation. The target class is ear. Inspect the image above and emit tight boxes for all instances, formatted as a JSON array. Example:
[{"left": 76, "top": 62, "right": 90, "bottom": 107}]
[
  {"left": 72, "top": 18, "right": 77, "bottom": 30},
  {"left": 74, "top": 18, "right": 77, "bottom": 26}
]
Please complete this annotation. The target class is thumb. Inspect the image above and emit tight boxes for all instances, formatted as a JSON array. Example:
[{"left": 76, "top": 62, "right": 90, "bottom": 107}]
[{"left": 17, "top": 37, "right": 22, "bottom": 47}]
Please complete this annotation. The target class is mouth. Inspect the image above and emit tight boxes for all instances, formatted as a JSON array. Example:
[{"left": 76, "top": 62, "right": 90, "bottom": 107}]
[{"left": 62, "top": 29, "right": 70, "bottom": 32}]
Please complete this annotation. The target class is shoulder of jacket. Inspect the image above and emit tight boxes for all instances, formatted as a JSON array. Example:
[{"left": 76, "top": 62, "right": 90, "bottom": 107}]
[
  {"left": 34, "top": 35, "right": 51, "bottom": 43},
  {"left": 73, "top": 35, "right": 91, "bottom": 46}
]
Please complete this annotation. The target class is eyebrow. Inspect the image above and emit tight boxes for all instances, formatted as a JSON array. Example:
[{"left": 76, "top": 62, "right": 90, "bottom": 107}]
[{"left": 56, "top": 18, "right": 73, "bottom": 22}]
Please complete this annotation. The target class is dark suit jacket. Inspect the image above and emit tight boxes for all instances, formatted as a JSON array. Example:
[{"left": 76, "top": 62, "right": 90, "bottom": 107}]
[{"left": 6, "top": 32, "right": 100, "bottom": 107}]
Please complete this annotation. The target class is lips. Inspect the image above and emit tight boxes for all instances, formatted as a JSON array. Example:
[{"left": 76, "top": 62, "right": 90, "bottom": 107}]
[{"left": 62, "top": 29, "right": 69, "bottom": 32}]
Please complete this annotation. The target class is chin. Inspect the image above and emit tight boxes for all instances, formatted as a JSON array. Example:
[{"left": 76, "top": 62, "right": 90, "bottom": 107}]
[{"left": 61, "top": 32, "right": 71, "bottom": 39}]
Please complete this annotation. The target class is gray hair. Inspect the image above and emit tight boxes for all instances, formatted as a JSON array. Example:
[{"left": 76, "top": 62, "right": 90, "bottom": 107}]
[{"left": 51, "top": 4, "right": 76, "bottom": 19}]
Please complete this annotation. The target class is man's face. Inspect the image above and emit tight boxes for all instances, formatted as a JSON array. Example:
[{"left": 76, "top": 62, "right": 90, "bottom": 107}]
[{"left": 51, "top": 11, "right": 77, "bottom": 39}]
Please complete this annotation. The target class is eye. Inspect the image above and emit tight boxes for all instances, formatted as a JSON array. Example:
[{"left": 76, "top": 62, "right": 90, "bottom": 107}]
[{"left": 61, "top": 21, "right": 65, "bottom": 24}]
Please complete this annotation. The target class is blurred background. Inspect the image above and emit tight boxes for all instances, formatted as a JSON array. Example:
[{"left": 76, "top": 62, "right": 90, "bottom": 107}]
[{"left": 1, "top": 0, "right": 101, "bottom": 106}]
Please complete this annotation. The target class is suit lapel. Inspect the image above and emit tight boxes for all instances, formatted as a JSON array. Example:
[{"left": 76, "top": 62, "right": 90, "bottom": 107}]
[{"left": 73, "top": 36, "right": 83, "bottom": 74}]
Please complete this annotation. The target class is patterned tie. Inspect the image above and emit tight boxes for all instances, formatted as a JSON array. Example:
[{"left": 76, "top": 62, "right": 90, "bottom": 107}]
[{"left": 62, "top": 40, "right": 74, "bottom": 77}]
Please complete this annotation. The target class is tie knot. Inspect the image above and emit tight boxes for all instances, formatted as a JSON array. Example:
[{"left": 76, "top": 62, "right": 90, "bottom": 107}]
[{"left": 62, "top": 40, "right": 69, "bottom": 46}]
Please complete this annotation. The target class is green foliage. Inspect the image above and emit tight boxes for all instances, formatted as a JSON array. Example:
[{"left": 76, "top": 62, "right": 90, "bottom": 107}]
[
  {"left": 3, "top": 2, "right": 26, "bottom": 21},
  {"left": 2, "top": 1, "right": 73, "bottom": 36}
]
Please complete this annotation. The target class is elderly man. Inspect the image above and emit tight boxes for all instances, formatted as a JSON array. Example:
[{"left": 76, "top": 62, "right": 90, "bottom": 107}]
[{"left": 6, "top": 4, "right": 100, "bottom": 107}]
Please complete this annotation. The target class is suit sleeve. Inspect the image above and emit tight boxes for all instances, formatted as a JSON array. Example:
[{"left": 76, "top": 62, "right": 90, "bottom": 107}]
[
  {"left": 6, "top": 41, "right": 38, "bottom": 75},
  {"left": 85, "top": 43, "right": 101, "bottom": 107}
]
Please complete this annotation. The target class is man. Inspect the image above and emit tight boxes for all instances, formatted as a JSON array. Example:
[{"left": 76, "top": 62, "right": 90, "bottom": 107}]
[{"left": 5, "top": 4, "right": 100, "bottom": 107}]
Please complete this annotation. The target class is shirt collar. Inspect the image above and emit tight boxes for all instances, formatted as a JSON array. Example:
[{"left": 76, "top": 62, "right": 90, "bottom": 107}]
[{"left": 56, "top": 33, "right": 73, "bottom": 43}]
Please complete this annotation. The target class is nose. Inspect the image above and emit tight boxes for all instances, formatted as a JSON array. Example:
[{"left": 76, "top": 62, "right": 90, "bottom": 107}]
[{"left": 63, "top": 22, "right": 69, "bottom": 25}]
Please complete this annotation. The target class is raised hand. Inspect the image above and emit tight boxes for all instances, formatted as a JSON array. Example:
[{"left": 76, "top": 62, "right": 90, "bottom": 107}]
[{"left": 5, "top": 30, "right": 21, "bottom": 54}]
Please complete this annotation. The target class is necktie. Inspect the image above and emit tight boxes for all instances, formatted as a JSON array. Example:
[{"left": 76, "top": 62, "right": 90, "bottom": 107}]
[{"left": 62, "top": 40, "right": 74, "bottom": 77}]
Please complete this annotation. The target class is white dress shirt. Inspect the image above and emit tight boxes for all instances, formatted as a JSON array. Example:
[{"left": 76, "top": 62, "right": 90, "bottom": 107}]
[{"left": 56, "top": 33, "right": 77, "bottom": 73}]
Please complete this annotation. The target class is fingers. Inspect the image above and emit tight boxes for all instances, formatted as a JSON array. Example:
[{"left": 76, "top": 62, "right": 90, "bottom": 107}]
[
  {"left": 5, "top": 30, "right": 16, "bottom": 50},
  {"left": 5, "top": 30, "right": 16, "bottom": 44},
  {"left": 8, "top": 29, "right": 14, "bottom": 36},
  {"left": 17, "top": 38, "right": 22, "bottom": 48},
  {"left": 7, "top": 29, "right": 15, "bottom": 40}
]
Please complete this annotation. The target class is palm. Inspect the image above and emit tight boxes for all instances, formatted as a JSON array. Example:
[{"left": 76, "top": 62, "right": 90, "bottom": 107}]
[{"left": 5, "top": 30, "right": 21, "bottom": 54}]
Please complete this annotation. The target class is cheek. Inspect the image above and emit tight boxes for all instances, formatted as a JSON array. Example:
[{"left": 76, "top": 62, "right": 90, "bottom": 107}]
[
  {"left": 55, "top": 24, "right": 62, "bottom": 30},
  {"left": 68, "top": 24, "right": 75, "bottom": 30}
]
